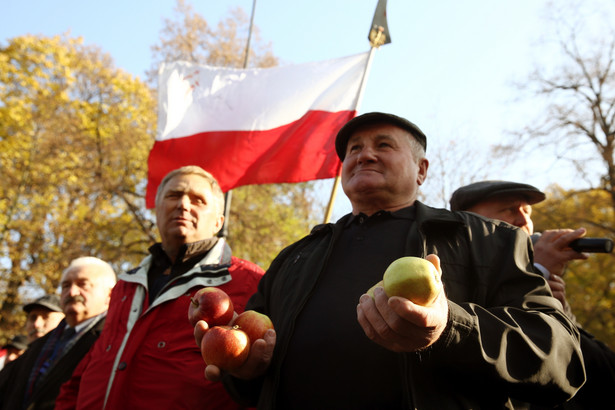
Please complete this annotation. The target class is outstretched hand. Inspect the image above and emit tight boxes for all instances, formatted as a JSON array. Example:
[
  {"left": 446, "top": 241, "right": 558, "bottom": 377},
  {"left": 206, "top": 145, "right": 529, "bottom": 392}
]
[{"left": 356, "top": 254, "right": 448, "bottom": 352}]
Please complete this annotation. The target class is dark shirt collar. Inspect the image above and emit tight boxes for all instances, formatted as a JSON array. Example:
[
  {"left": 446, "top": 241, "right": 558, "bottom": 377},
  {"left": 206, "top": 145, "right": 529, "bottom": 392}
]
[
  {"left": 345, "top": 205, "right": 416, "bottom": 227},
  {"left": 149, "top": 237, "right": 219, "bottom": 265}
]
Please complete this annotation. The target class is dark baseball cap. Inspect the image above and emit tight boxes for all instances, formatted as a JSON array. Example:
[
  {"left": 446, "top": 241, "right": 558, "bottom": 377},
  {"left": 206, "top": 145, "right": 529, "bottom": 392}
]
[
  {"left": 335, "top": 112, "right": 427, "bottom": 160},
  {"left": 450, "top": 180, "right": 546, "bottom": 211},
  {"left": 23, "top": 294, "right": 62, "bottom": 314},
  {"left": 3, "top": 335, "right": 28, "bottom": 350}
]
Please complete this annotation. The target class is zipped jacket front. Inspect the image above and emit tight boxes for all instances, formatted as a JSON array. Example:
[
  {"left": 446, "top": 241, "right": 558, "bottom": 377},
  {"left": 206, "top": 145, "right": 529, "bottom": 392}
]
[{"left": 56, "top": 238, "right": 264, "bottom": 410}]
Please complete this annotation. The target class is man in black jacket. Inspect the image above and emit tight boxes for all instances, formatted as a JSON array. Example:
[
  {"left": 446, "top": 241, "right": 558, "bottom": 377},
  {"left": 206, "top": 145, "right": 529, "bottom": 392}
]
[
  {"left": 451, "top": 180, "right": 615, "bottom": 410},
  {"left": 0, "top": 256, "right": 116, "bottom": 410},
  {"left": 23, "top": 294, "right": 65, "bottom": 344},
  {"left": 196, "top": 112, "right": 586, "bottom": 409}
]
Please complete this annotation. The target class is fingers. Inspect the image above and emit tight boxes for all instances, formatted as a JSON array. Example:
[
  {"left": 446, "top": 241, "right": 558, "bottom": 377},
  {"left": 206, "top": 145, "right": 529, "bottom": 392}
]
[
  {"left": 425, "top": 254, "right": 441, "bottom": 273},
  {"left": 357, "top": 286, "right": 448, "bottom": 352},
  {"left": 228, "top": 329, "right": 276, "bottom": 380},
  {"left": 358, "top": 289, "right": 406, "bottom": 345},
  {"left": 541, "top": 228, "right": 587, "bottom": 253},
  {"left": 552, "top": 229, "right": 587, "bottom": 251},
  {"left": 357, "top": 291, "right": 407, "bottom": 352},
  {"left": 547, "top": 273, "right": 566, "bottom": 287},
  {"left": 195, "top": 321, "right": 222, "bottom": 382},
  {"left": 546, "top": 275, "right": 567, "bottom": 307},
  {"left": 194, "top": 320, "right": 209, "bottom": 347},
  {"left": 205, "top": 364, "right": 222, "bottom": 382},
  {"left": 534, "top": 228, "right": 589, "bottom": 276},
  {"left": 558, "top": 229, "right": 590, "bottom": 260},
  {"left": 389, "top": 289, "right": 448, "bottom": 346},
  {"left": 357, "top": 291, "right": 389, "bottom": 344},
  {"left": 198, "top": 319, "right": 275, "bottom": 381}
]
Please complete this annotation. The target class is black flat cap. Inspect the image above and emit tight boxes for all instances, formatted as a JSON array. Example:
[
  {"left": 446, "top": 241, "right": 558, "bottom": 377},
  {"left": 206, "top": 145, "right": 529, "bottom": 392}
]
[
  {"left": 450, "top": 180, "right": 546, "bottom": 211},
  {"left": 335, "top": 112, "right": 427, "bottom": 160},
  {"left": 23, "top": 294, "right": 62, "bottom": 314},
  {"left": 3, "top": 335, "right": 28, "bottom": 350}
]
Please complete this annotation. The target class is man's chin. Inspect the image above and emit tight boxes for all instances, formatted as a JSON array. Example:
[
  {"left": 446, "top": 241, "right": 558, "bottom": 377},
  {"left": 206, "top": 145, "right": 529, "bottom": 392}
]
[
  {"left": 345, "top": 181, "right": 385, "bottom": 197},
  {"left": 63, "top": 306, "right": 82, "bottom": 317},
  {"left": 168, "top": 226, "right": 193, "bottom": 239}
]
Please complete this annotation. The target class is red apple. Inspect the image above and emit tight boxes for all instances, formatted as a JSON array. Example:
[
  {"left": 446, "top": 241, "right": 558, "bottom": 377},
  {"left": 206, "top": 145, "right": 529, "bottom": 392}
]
[
  {"left": 201, "top": 325, "right": 250, "bottom": 370},
  {"left": 231, "top": 310, "right": 274, "bottom": 344},
  {"left": 188, "top": 287, "right": 234, "bottom": 327}
]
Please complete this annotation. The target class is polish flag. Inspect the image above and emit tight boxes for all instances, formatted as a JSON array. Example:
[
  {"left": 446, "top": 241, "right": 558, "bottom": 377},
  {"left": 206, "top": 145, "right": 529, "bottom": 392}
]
[{"left": 146, "top": 51, "right": 370, "bottom": 208}]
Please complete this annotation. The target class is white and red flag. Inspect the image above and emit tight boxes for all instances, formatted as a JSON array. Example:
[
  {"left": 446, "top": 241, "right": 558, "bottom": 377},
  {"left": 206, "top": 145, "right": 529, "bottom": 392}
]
[{"left": 146, "top": 51, "right": 370, "bottom": 208}]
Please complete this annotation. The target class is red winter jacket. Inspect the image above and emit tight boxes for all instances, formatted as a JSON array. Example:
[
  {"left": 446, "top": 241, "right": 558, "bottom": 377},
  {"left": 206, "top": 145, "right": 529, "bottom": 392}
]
[{"left": 56, "top": 239, "right": 264, "bottom": 410}]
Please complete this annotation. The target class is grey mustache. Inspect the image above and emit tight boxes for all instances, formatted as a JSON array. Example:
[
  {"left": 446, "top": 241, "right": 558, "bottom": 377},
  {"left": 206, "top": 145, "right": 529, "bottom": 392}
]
[{"left": 63, "top": 295, "right": 86, "bottom": 304}]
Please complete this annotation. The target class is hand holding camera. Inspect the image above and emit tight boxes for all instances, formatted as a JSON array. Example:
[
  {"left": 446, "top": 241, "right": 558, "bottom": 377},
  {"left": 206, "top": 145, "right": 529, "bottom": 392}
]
[
  {"left": 531, "top": 229, "right": 591, "bottom": 278},
  {"left": 532, "top": 231, "right": 613, "bottom": 254}
]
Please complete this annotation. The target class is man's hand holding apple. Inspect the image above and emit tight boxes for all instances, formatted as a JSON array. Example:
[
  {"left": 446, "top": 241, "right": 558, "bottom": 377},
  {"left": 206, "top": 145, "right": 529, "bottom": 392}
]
[{"left": 356, "top": 254, "right": 449, "bottom": 352}]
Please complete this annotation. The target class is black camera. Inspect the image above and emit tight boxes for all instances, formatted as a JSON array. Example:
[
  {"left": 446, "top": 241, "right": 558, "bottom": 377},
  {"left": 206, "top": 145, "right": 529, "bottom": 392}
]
[{"left": 531, "top": 233, "right": 613, "bottom": 253}]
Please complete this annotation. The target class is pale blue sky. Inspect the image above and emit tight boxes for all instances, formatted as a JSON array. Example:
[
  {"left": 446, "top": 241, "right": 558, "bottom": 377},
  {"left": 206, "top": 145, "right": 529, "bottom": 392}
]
[{"left": 2, "top": 0, "right": 610, "bottom": 219}]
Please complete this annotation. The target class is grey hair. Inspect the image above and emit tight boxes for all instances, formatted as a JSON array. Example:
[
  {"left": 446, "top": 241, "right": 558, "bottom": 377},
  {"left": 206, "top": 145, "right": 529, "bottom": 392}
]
[
  {"left": 155, "top": 166, "right": 225, "bottom": 215},
  {"left": 408, "top": 134, "right": 426, "bottom": 164}
]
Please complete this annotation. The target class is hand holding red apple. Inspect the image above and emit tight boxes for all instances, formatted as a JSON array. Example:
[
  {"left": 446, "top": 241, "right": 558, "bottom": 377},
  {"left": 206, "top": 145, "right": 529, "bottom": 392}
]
[
  {"left": 201, "top": 325, "right": 251, "bottom": 370},
  {"left": 194, "top": 319, "right": 276, "bottom": 382},
  {"left": 189, "top": 286, "right": 276, "bottom": 380},
  {"left": 200, "top": 310, "right": 275, "bottom": 372}
]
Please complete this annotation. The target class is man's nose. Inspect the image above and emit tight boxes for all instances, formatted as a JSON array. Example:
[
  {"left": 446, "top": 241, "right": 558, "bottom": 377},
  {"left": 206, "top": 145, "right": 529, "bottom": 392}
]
[
  {"left": 67, "top": 283, "right": 81, "bottom": 296},
  {"left": 357, "top": 146, "right": 377, "bottom": 162},
  {"left": 177, "top": 194, "right": 191, "bottom": 209},
  {"left": 513, "top": 210, "right": 532, "bottom": 232},
  {"left": 34, "top": 316, "right": 45, "bottom": 328}
]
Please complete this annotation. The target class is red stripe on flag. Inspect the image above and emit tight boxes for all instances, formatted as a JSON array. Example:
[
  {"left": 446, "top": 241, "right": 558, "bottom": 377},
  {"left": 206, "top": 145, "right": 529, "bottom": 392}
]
[{"left": 146, "top": 110, "right": 354, "bottom": 208}]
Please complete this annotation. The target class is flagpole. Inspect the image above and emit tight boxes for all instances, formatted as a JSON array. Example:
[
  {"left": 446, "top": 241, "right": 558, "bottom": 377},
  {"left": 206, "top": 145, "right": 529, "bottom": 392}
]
[
  {"left": 323, "top": 0, "right": 391, "bottom": 223},
  {"left": 221, "top": 0, "right": 257, "bottom": 238},
  {"left": 323, "top": 45, "right": 378, "bottom": 223}
]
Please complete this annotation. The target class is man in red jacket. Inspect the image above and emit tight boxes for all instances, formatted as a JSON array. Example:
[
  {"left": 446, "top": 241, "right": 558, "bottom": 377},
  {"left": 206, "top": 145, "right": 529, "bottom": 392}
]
[{"left": 56, "top": 166, "right": 265, "bottom": 409}]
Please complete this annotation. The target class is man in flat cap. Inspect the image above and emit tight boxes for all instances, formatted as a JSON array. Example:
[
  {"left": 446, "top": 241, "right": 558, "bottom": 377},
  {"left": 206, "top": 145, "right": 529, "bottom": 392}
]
[
  {"left": 23, "top": 294, "right": 65, "bottom": 343},
  {"left": 450, "top": 180, "right": 615, "bottom": 409},
  {"left": 196, "top": 112, "right": 584, "bottom": 409},
  {"left": 450, "top": 180, "right": 588, "bottom": 306}
]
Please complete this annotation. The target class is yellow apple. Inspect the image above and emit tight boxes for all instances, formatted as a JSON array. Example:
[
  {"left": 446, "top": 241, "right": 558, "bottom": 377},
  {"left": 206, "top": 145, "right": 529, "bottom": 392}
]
[{"left": 382, "top": 256, "right": 442, "bottom": 306}]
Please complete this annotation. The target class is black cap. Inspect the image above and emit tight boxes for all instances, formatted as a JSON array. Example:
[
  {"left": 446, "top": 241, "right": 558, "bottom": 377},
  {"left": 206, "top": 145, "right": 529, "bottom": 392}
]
[
  {"left": 335, "top": 112, "right": 427, "bottom": 160},
  {"left": 23, "top": 294, "right": 62, "bottom": 314},
  {"left": 450, "top": 180, "right": 546, "bottom": 211},
  {"left": 3, "top": 335, "right": 28, "bottom": 350}
]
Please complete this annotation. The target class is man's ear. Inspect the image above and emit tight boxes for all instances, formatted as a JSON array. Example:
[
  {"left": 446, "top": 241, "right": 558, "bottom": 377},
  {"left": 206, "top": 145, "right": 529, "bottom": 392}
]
[
  {"left": 213, "top": 215, "right": 225, "bottom": 236},
  {"left": 417, "top": 158, "right": 429, "bottom": 186}
]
